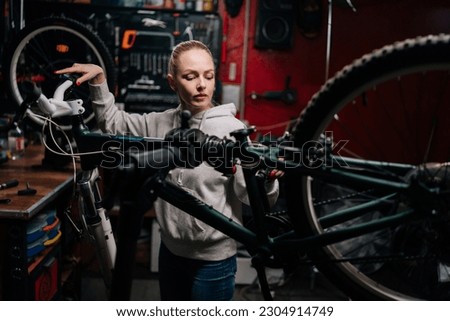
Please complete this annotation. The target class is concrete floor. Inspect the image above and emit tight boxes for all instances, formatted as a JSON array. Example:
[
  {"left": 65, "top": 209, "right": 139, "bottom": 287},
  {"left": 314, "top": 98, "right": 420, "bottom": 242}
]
[
  {"left": 75, "top": 232, "right": 349, "bottom": 301},
  {"left": 79, "top": 271, "right": 349, "bottom": 301}
]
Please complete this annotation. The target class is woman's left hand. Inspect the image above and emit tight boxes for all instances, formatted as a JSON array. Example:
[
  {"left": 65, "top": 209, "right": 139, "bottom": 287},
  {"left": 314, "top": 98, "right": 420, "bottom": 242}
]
[
  {"left": 267, "top": 169, "right": 284, "bottom": 181},
  {"left": 54, "top": 63, "right": 106, "bottom": 86}
]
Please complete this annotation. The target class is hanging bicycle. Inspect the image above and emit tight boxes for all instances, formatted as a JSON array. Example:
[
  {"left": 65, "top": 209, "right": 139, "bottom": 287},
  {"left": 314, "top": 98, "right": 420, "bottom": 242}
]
[{"left": 17, "top": 33, "right": 450, "bottom": 301}]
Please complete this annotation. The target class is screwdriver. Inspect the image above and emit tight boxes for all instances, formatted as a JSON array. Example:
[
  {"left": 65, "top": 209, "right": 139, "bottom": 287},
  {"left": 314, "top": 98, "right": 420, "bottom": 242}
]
[{"left": 0, "top": 179, "right": 19, "bottom": 190}]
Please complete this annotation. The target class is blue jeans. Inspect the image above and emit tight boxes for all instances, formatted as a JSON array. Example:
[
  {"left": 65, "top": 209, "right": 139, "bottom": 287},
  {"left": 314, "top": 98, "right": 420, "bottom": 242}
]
[{"left": 158, "top": 242, "right": 237, "bottom": 301}]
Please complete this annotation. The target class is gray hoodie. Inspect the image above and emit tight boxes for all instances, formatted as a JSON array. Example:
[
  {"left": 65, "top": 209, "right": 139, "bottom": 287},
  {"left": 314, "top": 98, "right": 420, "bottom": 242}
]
[{"left": 89, "top": 81, "right": 279, "bottom": 260}]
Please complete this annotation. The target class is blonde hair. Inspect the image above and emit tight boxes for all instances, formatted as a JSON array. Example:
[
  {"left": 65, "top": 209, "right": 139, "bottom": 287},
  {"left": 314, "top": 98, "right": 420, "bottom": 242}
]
[{"left": 168, "top": 40, "right": 214, "bottom": 76}]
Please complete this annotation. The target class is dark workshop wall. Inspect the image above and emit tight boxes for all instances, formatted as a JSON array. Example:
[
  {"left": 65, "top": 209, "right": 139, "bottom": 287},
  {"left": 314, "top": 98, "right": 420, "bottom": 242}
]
[{"left": 5, "top": 0, "right": 450, "bottom": 138}]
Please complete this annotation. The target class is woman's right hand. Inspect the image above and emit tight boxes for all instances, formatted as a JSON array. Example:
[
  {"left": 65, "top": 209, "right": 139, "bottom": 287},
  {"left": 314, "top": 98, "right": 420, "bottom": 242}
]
[{"left": 54, "top": 63, "right": 106, "bottom": 86}]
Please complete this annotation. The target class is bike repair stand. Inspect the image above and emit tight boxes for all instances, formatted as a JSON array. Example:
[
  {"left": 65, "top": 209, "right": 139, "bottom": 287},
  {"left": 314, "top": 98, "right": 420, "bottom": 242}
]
[
  {"left": 233, "top": 129, "right": 275, "bottom": 301},
  {"left": 109, "top": 162, "right": 164, "bottom": 300},
  {"left": 252, "top": 255, "right": 274, "bottom": 300},
  {"left": 250, "top": 171, "right": 275, "bottom": 301}
]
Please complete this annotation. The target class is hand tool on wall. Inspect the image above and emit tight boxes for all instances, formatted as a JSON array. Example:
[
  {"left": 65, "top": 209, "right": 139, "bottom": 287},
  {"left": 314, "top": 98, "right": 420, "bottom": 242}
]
[
  {"left": 250, "top": 76, "right": 298, "bottom": 105},
  {"left": 173, "top": 12, "right": 181, "bottom": 36}
]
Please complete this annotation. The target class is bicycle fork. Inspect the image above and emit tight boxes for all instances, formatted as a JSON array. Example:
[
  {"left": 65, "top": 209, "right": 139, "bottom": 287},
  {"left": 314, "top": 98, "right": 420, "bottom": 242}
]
[{"left": 77, "top": 169, "right": 116, "bottom": 291}]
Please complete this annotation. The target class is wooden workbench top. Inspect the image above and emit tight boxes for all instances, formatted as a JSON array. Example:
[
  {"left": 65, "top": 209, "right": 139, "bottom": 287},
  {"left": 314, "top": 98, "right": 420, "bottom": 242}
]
[{"left": 0, "top": 144, "right": 75, "bottom": 220}]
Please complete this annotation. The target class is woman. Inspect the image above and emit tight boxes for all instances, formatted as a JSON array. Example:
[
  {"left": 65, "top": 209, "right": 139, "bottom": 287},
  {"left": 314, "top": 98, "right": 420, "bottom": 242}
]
[{"left": 56, "top": 40, "right": 280, "bottom": 300}]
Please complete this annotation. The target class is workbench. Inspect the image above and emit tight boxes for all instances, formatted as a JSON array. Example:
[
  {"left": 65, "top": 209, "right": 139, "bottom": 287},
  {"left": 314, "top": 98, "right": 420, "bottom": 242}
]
[{"left": 0, "top": 144, "right": 76, "bottom": 300}]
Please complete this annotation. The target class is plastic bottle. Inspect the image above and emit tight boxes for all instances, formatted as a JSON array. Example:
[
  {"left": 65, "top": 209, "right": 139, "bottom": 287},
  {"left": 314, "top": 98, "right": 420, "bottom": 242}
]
[
  {"left": 195, "top": 0, "right": 203, "bottom": 11},
  {"left": 203, "top": 0, "right": 213, "bottom": 11},
  {"left": 185, "top": 0, "right": 195, "bottom": 11},
  {"left": 7, "top": 122, "right": 25, "bottom": 160}
]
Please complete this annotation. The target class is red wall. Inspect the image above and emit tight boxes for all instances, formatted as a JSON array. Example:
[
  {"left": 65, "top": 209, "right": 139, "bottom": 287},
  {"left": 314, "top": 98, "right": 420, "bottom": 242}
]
[{"left": 217, "top": 0, "right": 450, "bottom": 137}]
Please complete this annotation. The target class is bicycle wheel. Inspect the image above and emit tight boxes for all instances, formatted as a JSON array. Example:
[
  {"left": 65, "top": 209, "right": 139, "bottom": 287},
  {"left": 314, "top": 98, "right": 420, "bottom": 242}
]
[
  {"left": 3, "top": 16, "right": 116, "bottom": 130},
  {"left": 286, "top": 34, "right": 450, "bottom": 300}
]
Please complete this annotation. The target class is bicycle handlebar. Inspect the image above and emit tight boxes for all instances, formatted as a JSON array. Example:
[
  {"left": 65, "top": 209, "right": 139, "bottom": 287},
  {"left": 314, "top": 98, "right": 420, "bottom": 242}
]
[{"left": 34, "top": 78, "right": 264, "bottom": 176}]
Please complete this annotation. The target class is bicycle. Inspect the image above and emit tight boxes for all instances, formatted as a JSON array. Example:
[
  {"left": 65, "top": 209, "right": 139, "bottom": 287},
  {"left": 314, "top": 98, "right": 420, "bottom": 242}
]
[{"left": 21, "top": 33, "right": 450, "bottom": 301}]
